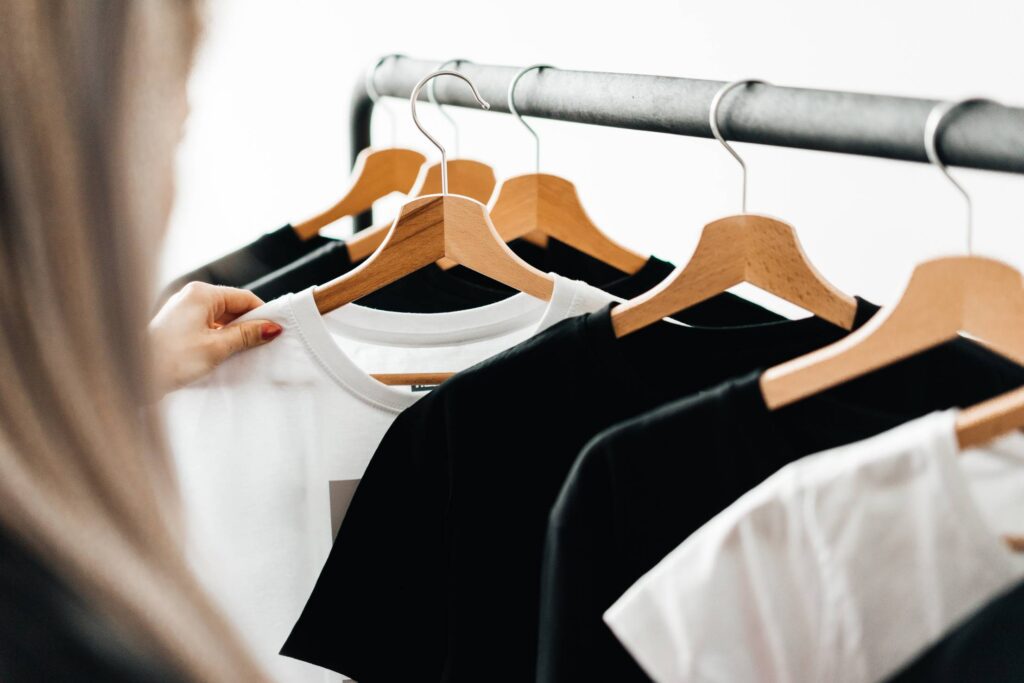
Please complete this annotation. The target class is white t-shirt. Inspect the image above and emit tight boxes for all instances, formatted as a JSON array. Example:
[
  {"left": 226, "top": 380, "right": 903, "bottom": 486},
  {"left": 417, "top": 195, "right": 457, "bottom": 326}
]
[
  {"left": 164, "top": 276, "right": 612, "bottom": 683},
  {"left": 604, "top": 410, "right": 1024, "bottom": 683}
]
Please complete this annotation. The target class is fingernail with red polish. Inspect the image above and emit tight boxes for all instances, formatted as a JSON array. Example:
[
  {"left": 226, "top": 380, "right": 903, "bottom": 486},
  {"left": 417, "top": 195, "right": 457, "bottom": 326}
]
[{"left": 261, "top": 323, "right": 283, "bottom": 341}]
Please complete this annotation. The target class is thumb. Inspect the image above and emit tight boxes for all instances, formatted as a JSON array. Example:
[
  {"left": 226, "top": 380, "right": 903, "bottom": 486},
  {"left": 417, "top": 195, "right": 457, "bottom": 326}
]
[{"left": 214, "top": 320, "right": 283, "bottom": 360}]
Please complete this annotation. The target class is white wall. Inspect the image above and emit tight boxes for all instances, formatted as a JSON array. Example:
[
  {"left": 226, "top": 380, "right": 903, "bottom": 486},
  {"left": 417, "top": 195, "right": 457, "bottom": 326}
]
[{"left": 162, "top": 0, "right": 1024, "bottom": 310}]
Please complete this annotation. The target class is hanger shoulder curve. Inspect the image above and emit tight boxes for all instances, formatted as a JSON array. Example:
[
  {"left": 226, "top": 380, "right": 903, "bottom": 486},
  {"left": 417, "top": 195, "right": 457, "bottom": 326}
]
[
  {"left": 443, "top": 195, "right": 555, "bottom": 300},
  {"left": 314, "top": 195, "right": 554, "bottom": 314},
  {"left": 313, "top": 195, "right": 446, "bottom": 313},
  {"left": 346, "top": 159, "right": 498, "bottom": 263},
  {"left": 738, "top": 215, "right": 857, "bottom": 325},
  {"left": 609, "top": 217, "right": 747, "bottom": 337},
  {"left": 611, "top": 214, "right": 857, "bottom": 337},
  {"left": 490, "top": 173, "right": 648, "bottom": 275},
  {"left": 294, "top": 147, "right": 427, "bottom": 241},
  {"left": 760, "top": 256, "right": 1024, "bottom": 409}
]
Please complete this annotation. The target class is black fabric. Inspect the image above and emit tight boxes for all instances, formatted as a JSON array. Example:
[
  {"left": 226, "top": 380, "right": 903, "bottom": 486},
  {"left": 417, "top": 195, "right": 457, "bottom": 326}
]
[
  {"left": 539, "top": 338, "right": 1024, "bottom": 683},
  {"left": 884, "top": 579, "right": 1024, "bottom": 682},
  {"left": 0, "top": 526, "right": 183, "bottom": 683},
  {"left": 246, "top": 234, "right": 784, "bottom": 322},
  {"left": 159, "top": 224, "right": 334, "bottom": 306},
  {"left": 282, "top": 299, "right": 889, "bottom": 682},
  {"left": 246, "top": 240, "right": 352, "bottom": 302},
  {"left": 445, "top": 236, "right": 782, "bottom": 324}
]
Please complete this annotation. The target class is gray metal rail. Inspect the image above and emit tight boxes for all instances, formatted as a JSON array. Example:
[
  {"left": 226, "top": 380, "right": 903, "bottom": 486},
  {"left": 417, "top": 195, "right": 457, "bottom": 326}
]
[{"left": 351, "top": 56, "right": 1024, "bottom": 229}]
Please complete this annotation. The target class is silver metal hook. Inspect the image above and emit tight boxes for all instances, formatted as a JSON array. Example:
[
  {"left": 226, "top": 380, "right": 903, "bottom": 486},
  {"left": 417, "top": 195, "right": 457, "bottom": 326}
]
[
  {"left": 365, "top": 54, "right": 404, "bottom": 146},
  {"left": 428, "top": 58, "right": 472, "bottom": 158},
  {"left": 709, "top": 79, "right": 766, "bottom": 213},
  {"left": 924, "top": 98, "right": 990, "bottom": 255},
  {"left": 410, "top": 70, "right": 490, "bottom": 195},
  {"left": 508, "top": 64, "right": 553, "bottom": 174}
]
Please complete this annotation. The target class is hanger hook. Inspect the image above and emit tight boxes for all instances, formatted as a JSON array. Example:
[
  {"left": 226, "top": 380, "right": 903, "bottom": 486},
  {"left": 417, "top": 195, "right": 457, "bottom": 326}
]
[
  {"left": 365, "top": 54, "right": 404, "bottom": 146},
  {"left": 709, "top": 79, "right": 766, "bottom": 214},
  {"left": 508, "top": 64, "right": 553, "bottom": 175},
  {"left": 923, "top": 98, "right": 991, "bottom": 255},
  {"left": 410, "top": 70, "right": 490, "bottom": 195},
  {"left": 428, "top": 58, "right": 472, "bottom": 158}
]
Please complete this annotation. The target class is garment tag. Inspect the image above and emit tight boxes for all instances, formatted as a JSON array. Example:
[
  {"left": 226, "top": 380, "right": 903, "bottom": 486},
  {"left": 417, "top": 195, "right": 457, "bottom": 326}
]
[
  {"left": 410, "top": 384, "right": 439, "bottom": 393},
  {"left": 329, "top": 479, "right": 360, "bottom": 539}
]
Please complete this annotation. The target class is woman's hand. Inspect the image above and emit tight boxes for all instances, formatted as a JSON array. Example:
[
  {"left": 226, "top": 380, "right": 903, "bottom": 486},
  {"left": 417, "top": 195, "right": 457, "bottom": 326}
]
[{"left": 150, "top": 282, "right": 283, "bottom": 394}]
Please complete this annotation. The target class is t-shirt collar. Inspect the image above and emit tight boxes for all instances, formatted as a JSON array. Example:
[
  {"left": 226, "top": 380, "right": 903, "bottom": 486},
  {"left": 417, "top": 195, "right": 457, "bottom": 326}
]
[{"left": 285, "top": 274, "right": 590, "bottom": 413}]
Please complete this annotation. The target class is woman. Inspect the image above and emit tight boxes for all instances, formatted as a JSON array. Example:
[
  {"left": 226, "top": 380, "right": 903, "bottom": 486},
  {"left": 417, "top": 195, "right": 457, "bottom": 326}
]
[{"left": 1, "top": 2, "right": 282, "bottom": 680}]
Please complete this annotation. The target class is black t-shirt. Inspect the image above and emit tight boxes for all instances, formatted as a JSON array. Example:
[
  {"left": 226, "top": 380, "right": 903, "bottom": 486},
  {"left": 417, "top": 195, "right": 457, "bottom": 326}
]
[
  {"left": 0, "top": 526, "right": 183, "bottom": 682},
  {"left": 247, "top": 235, "right": 783, "bottom": 324},
  {"left": 158, "top": 224, "right": 334, "bottom": 306},
  {"left": 539, "top": 343, "right": 1024, "bottom": 683},
  {"left": 283, "top": 300, "right": 892, "bottom": 682},
  {"left": 884, "top": 579, "right": 1024, "bottom": 682}
]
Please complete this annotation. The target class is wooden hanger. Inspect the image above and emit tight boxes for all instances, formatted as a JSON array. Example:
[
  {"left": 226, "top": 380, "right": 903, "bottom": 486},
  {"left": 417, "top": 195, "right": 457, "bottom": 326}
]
[
  {"left": 292, "top": 147, "right": 427, "bottom": 240},
  {"left": 346, "top": 58, "right": 501, "bottom": 262},
  {"left": 610, "top": 79, "right": 857, "bottom": 338},
  {"left": 759, "top": 254, "right": 1024, "bottom": 553},
  {"left": 313, "top": 71, "right": 556, "bottom": 385},
  {"left": 344, "top": 158, "right": 497, "bottom": 262},
  {"left": 957, "top": 385, "right": 1024, "bottom": 450},
  {"left": 764, "top": 98, "right": 1024, "bottom": 553},
  {"left": 485, "top": 65, "right": 647, "bottom": 275},
  {"left": 761, "top": 99, "right": 1024, "bottom": 444},
  {"left": 315, "top": 192, "right": 553, "bottom": 311},
  {"left": 293, "top": 55, "right": 429, "bottom": 240},
  {"left": 760, "top": 256, "right": 1024, "bottom": 409}
]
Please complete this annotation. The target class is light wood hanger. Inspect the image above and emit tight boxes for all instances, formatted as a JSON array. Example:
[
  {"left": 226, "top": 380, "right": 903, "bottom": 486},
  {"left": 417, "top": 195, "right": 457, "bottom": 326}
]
[
  {"left": 313, "top": 70, "right": 556, "bottom": 385},
  {"left": 292, "top": 147, "right": 426, "bottom": 240},
  {"left": 760, "top": 255, "right": 1024, "bottom": 553},
  {"left": 610, "top": 79, "right": 857, "bottom": 338},
  {"left": 760, "top": 99, "right": 1024, "bottom": 450},
  {"left": 761, "top": 256, "right": 1024, "bottom": 409},
  {"left": 426, "top": 57, "right": 543, "bottom": 250},
  {"left": 763, "top": 98, "right": 1024, "bottom": 552},
  {"left": 484, "top": 65, "right": 648, "bottom": 275},
  {"left": 344, "top": 158, "right": 497, "bottom": 262},
  {"left": 293, "top": 55, "right": 428, "bottom": 240},
  {"left": 346, "top": 58, "right": 501, "bottom": 262}
]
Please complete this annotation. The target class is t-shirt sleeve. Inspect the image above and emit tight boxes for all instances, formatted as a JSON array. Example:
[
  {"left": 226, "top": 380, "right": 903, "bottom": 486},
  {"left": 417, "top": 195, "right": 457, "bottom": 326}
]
[
  {"left": 603, "top": 469, "right": 828, "bottom": 683},
  {"left": 281, "top": 393, "right": 451, "bottom": 681}
]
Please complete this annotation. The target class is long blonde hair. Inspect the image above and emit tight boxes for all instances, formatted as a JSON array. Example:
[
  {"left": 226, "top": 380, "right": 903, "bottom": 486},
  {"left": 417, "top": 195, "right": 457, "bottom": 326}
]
[{"left": 0, "top": 2, "right": 269, "bottom": 680}]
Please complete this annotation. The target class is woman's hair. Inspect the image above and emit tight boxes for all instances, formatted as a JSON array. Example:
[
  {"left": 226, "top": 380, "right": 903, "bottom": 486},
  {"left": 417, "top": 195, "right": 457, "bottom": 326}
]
[{"left": 0, "top": 2, "right": 269, "bottom": 680}]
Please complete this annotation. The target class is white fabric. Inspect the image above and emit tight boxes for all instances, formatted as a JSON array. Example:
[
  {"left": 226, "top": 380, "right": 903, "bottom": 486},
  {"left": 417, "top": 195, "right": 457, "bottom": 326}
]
[
  {"left": 604, "top": 410, "right": 1024, "bottom": 683},
  {"left": 164, "top": 277, "right": 612, "bottom": 683}
]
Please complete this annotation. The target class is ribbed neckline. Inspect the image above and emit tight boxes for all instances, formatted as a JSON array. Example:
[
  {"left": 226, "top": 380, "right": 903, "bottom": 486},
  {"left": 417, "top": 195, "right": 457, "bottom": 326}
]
[{"left": 285, "top": 274, "right": 595, "bottom": 412}]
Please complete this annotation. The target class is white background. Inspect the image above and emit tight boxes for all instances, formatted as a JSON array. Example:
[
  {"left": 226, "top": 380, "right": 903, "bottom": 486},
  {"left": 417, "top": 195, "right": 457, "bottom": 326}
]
[{"left": 162, "top": 0, "right": 1024, "bottom": 311}]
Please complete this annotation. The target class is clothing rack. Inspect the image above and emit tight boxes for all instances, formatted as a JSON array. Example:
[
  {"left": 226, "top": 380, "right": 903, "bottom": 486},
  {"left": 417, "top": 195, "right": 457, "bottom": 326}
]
[{"left": 349, "top": 56, "right": 1024, "bottom": 230}]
